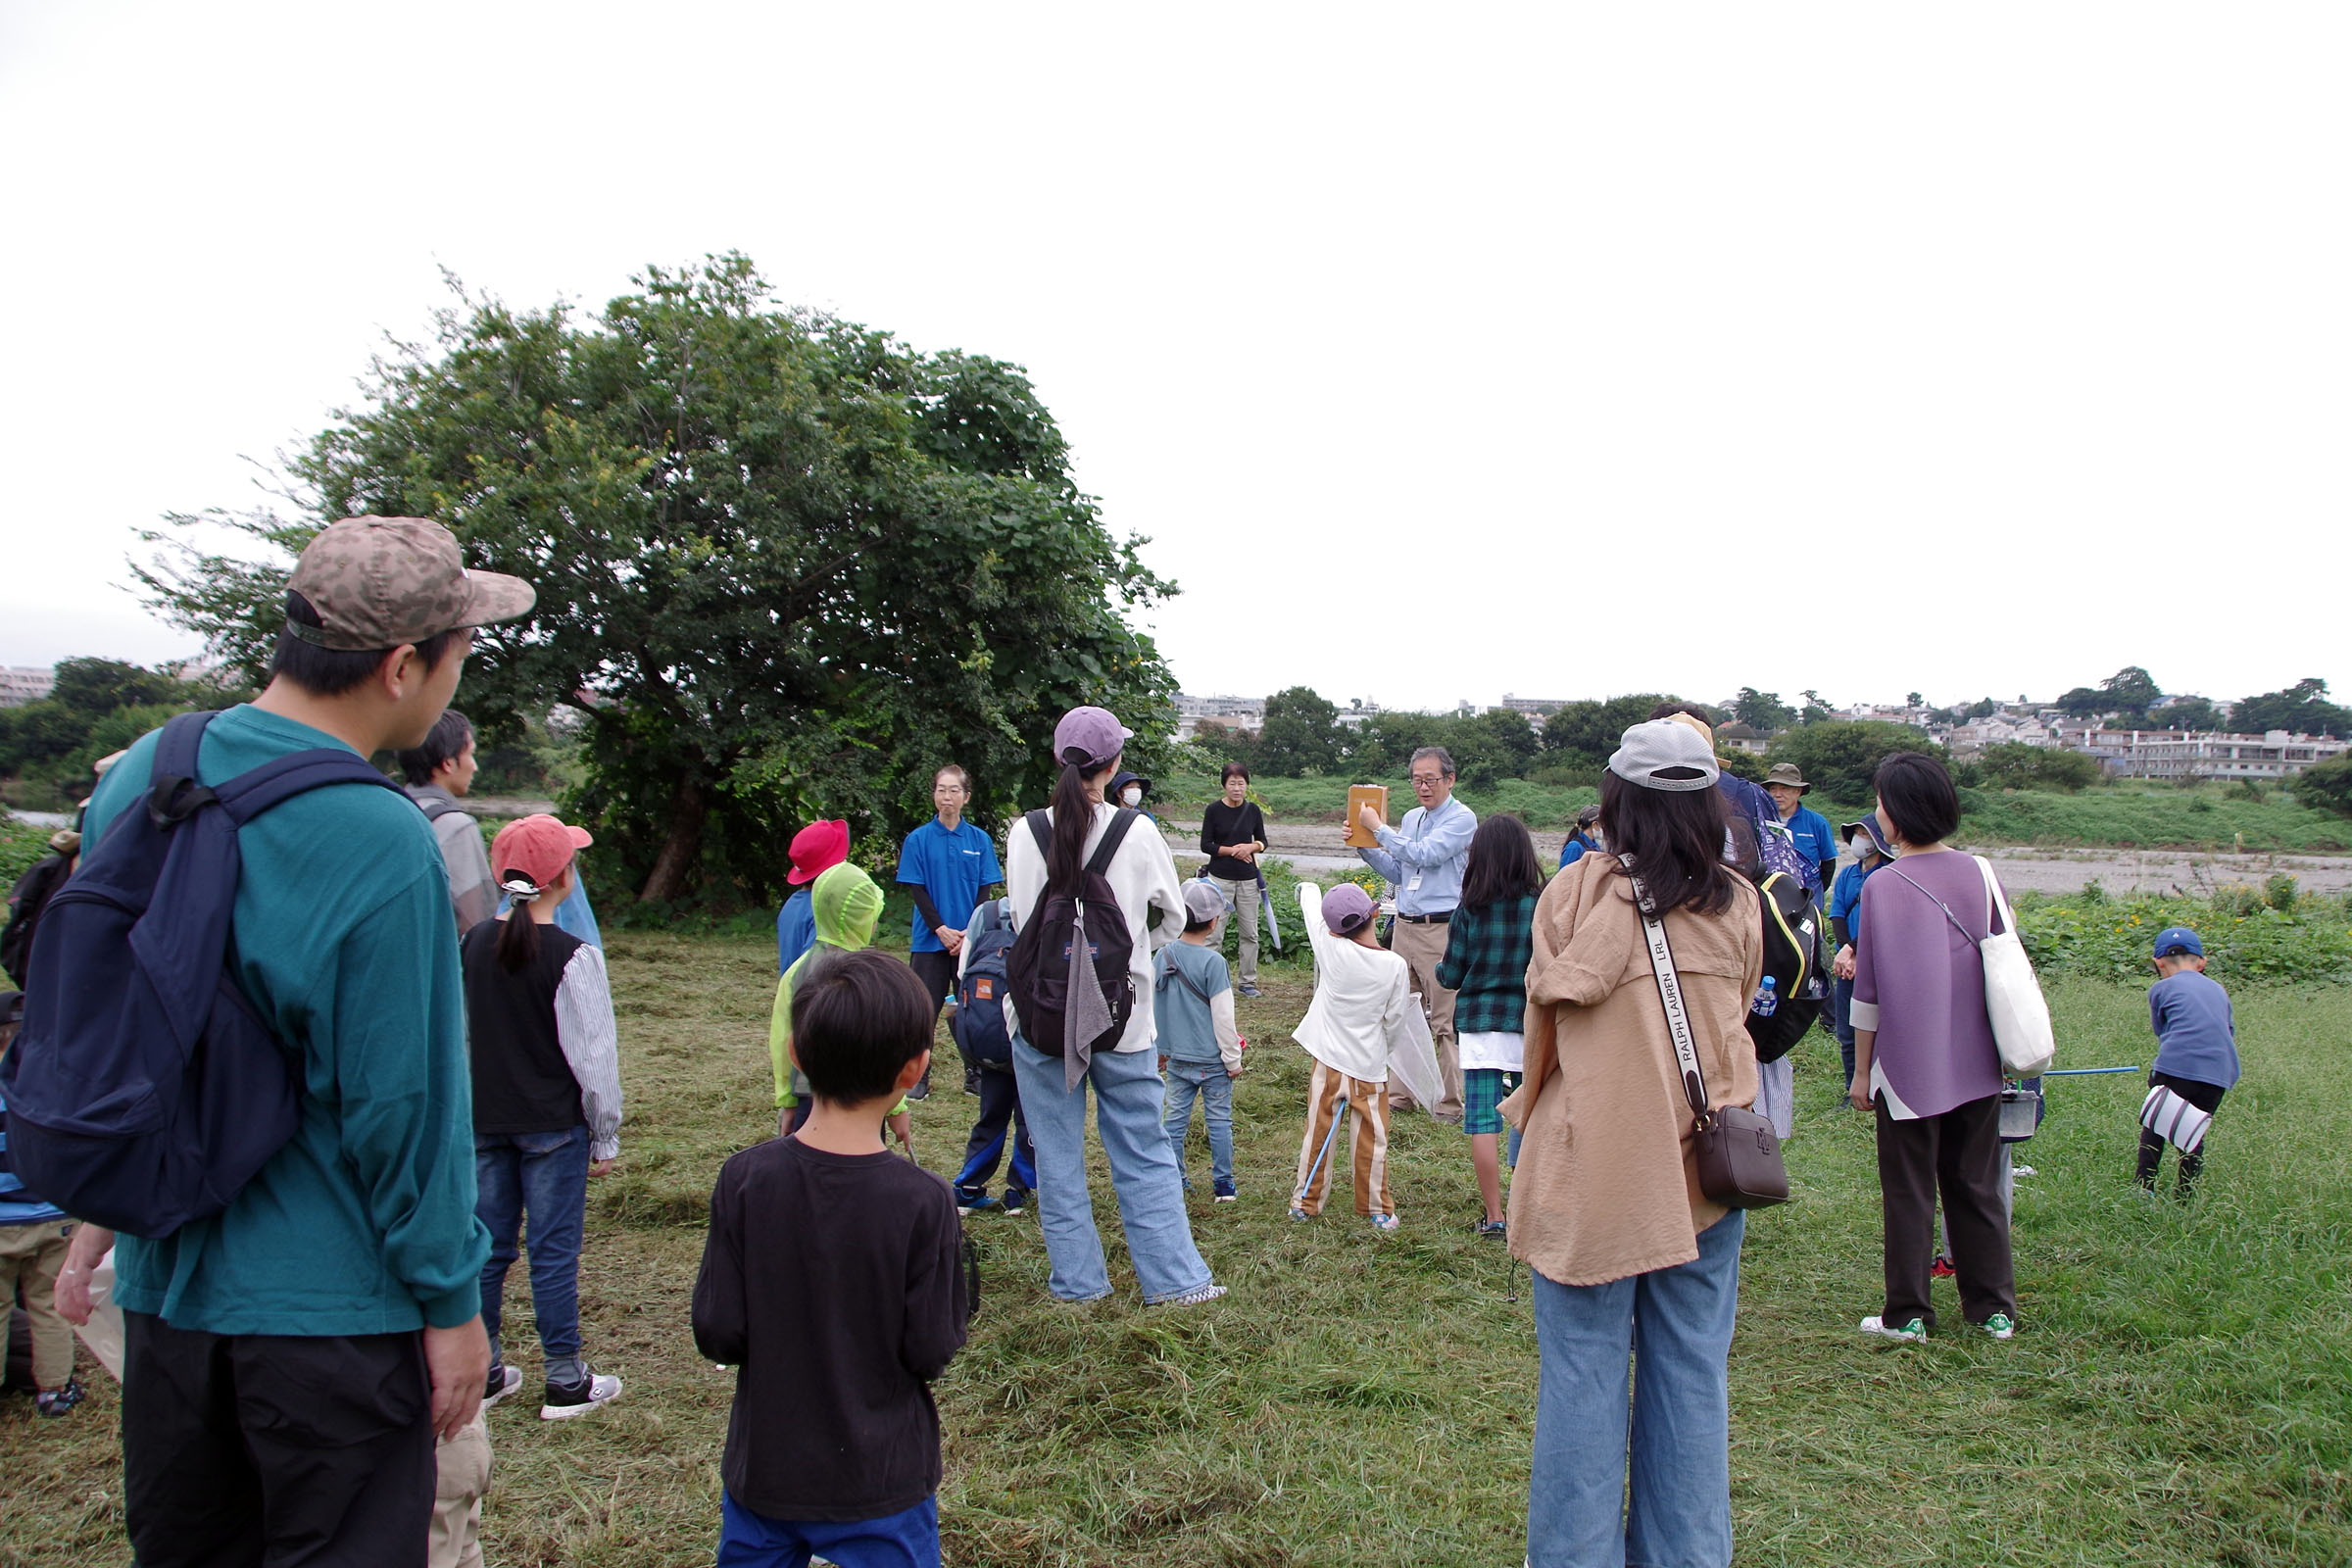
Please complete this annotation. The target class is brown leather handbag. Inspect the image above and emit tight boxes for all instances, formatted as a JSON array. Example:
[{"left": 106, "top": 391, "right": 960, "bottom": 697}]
[{"left": 1633, "top": 882, "right": 1790, "bottom": 1209}]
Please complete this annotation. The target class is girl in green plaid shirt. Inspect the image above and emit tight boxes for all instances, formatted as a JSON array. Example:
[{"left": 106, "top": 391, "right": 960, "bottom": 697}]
[{"left": 1435, "top": 814, "right": 1544, "bottom": 1236}]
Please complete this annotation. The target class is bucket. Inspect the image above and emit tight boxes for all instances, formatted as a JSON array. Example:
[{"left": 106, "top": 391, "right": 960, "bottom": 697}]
[{"left": 1998, "top": 1087, "right": 2042, "bottom": 1143}]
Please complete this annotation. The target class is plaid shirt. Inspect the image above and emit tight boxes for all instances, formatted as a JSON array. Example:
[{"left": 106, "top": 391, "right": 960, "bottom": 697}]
[{"left": 1434, "top": 892, "right": 1540, "bottom": 1036}]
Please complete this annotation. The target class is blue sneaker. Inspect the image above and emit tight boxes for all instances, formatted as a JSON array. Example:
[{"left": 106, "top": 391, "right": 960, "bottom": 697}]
[
  {"left": 1003, "top": 1188, "right": 1030, "bottom": 1216},
  {"left": 956, "top": 1194, "right": 1004, "bottom": 1217},
  {"left": 1213, "top": 1178, "right": 1238, "bottom": 1202}
]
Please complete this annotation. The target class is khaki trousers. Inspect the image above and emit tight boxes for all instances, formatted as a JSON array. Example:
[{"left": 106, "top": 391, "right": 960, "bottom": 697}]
[
  {"left": 0, "top": 1219, "right": 75, "bottom": 1389},
  {"left": 1294, "top": 1061, "right": 1394, "bottom": 1216},
  {"left": 430, "top": 1413, "right": 492, "bottom": 1568},
  {"left": 1387, "top": 917, "right": 1463, "bottom": 1117},
  {"left": 1215, "top": 873, "right": 1260, "bottom": 986}
]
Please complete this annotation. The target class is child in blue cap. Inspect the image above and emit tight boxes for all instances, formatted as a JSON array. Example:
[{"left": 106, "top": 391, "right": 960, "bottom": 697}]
[{"left": 2138, "top": 926, "right": 2238, "bottom": 1197}]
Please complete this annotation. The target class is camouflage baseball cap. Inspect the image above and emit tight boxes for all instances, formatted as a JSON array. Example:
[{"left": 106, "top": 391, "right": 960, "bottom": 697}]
[{"left": 284, "top": 516, "right": 535, "bottom": 651}]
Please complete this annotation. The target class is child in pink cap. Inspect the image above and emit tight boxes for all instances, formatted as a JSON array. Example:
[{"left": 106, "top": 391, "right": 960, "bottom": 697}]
[{"left": 464, "top": 814, "right": 625, "bottom": 1421}]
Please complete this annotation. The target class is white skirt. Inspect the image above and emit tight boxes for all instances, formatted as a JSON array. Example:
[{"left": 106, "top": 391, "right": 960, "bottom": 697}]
[{"left": 1457, "top": 1030, "right": 1525, "bottom": 1072}]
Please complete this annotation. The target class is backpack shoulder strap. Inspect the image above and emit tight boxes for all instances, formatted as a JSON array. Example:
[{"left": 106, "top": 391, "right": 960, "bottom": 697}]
[
  {"left": 211, "top": 750, "right": 411, "bottom": 826},
  {"left": 139, "top": 710, "right": 222, "bottom": 830},
  {"left": 1025, "top": 809, "right": 1053, "bottom": 860},
  {"left": 1085, "top": 807, "right": 1142, "bottom": 877}
]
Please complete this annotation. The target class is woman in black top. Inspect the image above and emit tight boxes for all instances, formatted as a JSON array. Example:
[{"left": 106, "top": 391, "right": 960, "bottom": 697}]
[{"left": 1198, "top": 761, "right": 1268, "bottom": 997}]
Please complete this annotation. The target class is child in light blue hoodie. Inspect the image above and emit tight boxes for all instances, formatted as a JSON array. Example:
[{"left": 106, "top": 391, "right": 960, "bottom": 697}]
[{"left": 1157, "top": 882, "right": 1245, "bottom": 1201}]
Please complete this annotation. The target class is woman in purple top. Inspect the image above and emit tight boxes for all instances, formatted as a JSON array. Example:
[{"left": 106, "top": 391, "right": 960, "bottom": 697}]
[{"left": 1847, "top": 753, "right": 2018, "bottom": 1344}]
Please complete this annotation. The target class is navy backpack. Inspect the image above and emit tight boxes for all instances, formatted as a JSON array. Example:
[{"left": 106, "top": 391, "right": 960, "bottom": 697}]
[
  {"left": 0, "top": 711, "right": 408, "bottom": 1238},
  {"left": 949, "top": 897, "right": 1018, "bottom": 1071}
]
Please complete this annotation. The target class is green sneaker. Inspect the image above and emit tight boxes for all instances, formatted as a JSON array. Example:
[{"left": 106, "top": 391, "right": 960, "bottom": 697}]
[
  {"left": 1859, "top": 1314, "right": 1927, "bottom": 1344},
  {"left": 1983, "top": 1314, "right": 2016, "bottom": 1341}
]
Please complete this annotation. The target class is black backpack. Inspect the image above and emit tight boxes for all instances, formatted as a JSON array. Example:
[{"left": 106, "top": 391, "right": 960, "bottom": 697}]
[
  {"left": 1747, "top": 868, "right": 1825, "bottom": 1063},
  {"left": 1004, "top": 808, "right": 1142, "bottom": 1059},
  {"left": 0, "top": 711, "right": 409, "bottom": 1238}
]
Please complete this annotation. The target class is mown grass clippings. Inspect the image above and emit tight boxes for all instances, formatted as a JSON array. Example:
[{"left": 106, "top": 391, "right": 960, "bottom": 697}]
[{"left": 6, "top": 943, "right": 2349, "bottom": 1567}]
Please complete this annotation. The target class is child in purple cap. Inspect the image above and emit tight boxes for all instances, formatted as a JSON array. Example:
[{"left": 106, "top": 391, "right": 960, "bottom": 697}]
[{"left": 1289, "top": 881, "right": 1413, "bottom": 1229}]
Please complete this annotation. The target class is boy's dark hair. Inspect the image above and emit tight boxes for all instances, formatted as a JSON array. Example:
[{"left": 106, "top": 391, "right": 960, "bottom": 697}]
[
  {"left": 271, "top": 590, "right": 461, "bottom": 698},
  {"left": 1461, "top": 813, "right": 1543, "bottom": 908},
  {"left": 1220, "top": 760, "right": 1250, "bottom": 784},
  {"left": 396, "top": 710, "right": 475, "bottom": 785},
  {"left": 1185, "top": 911, "right": 1218, "bottom": 934},
  {"left": 792, "top": 949, "right": 934, "bottom": 1103},
  {"left": 1873, "top": 752, "right": 1961, "bottom": 846}
]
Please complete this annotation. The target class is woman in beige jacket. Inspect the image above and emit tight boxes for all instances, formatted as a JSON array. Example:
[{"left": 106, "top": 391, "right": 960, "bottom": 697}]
[{"left": 1505, "top": 718, "right": 1762, "bottom": 1568}]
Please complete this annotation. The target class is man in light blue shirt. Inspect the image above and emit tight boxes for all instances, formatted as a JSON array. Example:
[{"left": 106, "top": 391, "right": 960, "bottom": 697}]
[{"left": 1351, "top": 745, "right": 1477, "bottom": 1119}]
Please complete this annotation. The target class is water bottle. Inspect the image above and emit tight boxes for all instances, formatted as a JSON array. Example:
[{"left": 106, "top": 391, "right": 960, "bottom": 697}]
[{"left": 1752, "top": 974, "right": 1779, "bottom": 1017}]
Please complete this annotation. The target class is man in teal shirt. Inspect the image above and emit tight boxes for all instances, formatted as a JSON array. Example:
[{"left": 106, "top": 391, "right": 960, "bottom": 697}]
[{"left": 62, "top": 516, "right": 532, "bottom": 1565}]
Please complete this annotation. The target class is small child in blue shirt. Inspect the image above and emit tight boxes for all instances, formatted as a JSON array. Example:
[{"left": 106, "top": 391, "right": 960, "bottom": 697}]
[
  {"left": 2138, "top": 925, "right": 2238, "bottom": 1197},
  {"left": 1157, "top": 882, "right": 1245, "bottom": 1201}
]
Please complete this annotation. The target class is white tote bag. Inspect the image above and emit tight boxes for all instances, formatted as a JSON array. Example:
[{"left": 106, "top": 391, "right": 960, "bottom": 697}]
[{"left": 1972, "top": 856, "right": 2056, "bottom": 1079}]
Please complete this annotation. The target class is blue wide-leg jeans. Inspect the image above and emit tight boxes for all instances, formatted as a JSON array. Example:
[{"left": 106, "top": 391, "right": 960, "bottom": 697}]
[
  {"left": 1528, "top": 1208, "right": 1745, "bottom": 1567},
  {"left": 1010, "top": 1035, "right": 1214, "bottom": 1303}
]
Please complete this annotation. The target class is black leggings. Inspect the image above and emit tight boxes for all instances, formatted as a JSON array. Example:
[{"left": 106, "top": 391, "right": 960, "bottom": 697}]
[{"left": 2137, "top": 1071, "right": 2226, "bottom": 1194}]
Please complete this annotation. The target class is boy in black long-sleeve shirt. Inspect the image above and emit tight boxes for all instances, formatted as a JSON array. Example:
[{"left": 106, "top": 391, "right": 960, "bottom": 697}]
[{"left": 693, "top": 948, "right": 970, "bottom": 1567}]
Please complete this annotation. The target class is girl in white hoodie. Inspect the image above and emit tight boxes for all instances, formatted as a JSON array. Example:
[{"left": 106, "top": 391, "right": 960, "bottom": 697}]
[{"left": 1290, "top": 881, "right": 1415, "bottom": 1228}]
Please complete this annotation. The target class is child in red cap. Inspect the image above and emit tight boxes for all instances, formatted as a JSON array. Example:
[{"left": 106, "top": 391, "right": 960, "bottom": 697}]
[{"left": 465, "top": 813, "right": 626, "bottom": 1420}]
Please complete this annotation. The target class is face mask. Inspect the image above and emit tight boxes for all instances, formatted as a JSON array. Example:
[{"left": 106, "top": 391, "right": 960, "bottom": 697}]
[{"left": 1121, "top": 785, "right": 1144, "bottom": 807}]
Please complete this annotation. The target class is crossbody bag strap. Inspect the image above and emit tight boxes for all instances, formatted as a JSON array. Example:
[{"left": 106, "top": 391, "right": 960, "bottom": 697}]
[
  {"left": 1628, "top": 873, "right": 1713, "bottom": 1126},
  {"left": 1158, "top": 954, "right": 1215, "bottom": 1004},
  {"left": 1887, "top": 865, "right": 1982, "bottom": 946}
]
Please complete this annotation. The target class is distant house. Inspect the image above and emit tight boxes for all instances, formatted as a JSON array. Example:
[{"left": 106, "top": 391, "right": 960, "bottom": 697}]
[{"left": 1714, "top": 720, "right": 1770, "bottom": 756}]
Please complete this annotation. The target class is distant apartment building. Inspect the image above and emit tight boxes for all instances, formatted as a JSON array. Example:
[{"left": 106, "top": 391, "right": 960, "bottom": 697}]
[
  {"left": 1947, "top": 712, "right": 2055, "bottom": 753},
  {"left": 0, "top": 665, "right": 55, "bottom": 707},
  {"left": 2054, "top": 727, "right": 2347, "bottom": 779},
  {"left": 1499, "top": 693, "right": 1570, "bottom": 716},
  {"left": 1175, "top": 692, "right": 1265, "bottom": 743}
]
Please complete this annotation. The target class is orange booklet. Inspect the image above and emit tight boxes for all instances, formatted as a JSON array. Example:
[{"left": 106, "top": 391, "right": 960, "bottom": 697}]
[{"left": 1345, "top": 784, "right": 1390, "bottom": 848}]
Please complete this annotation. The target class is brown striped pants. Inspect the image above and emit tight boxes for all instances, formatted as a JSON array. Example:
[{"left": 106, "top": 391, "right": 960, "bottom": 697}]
[{"left": 1293, "top": 1059, "right": 1394, "bottom": 1217}]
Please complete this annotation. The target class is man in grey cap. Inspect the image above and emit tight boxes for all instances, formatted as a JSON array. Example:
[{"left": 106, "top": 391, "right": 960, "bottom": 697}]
[{"left": 58, "top": 516, "right": 533, "bottom": 1565}]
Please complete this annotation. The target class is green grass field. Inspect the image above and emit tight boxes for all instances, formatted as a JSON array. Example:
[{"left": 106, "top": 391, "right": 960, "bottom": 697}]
[{"left": 7, "top": 938, "right": 2349, "bottom": 1567}]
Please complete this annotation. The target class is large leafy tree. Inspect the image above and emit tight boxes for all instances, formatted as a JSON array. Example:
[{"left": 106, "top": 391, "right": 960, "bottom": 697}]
[
  {"left": 1764, "top": 720, "right": 1947, "bottom": 804},
  {"left": 1731, "top": 687, "right": 1796, "bottom": 733},
  {"left": 1539, "top": 695, "right": 1686, "bottom": 763},
  {"left": 2233, "top": 678, "right": 2348, "bottom": 739},
  {"left": 136, "top": 256, "right": 1175, "bottom": 905},
  {"left": 1256, "top": 686, "right": 1343, "bottom": 777}
]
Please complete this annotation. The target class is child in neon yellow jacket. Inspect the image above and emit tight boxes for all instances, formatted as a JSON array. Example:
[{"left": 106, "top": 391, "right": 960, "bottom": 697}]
[{"left": 768, "top": 862, "right": 912, "bottom": 1152}]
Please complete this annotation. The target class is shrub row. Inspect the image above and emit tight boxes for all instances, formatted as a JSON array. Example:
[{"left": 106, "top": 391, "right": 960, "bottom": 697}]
[{"left": 2013, "top": 886, "right": 2352, "bottom": 986}]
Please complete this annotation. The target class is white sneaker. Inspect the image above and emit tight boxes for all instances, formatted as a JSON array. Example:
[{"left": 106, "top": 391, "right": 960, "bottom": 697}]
[
  {"left": 1858, "top": 1314, "right": 1926, "bottom": 1344},
  {"left": 2012, "top": 1164, "right": 2035, "bottom": 1178},
  {"left": 1982, "top": 1313, "right": 2016, "bottom": 1341},
  {"left": 541, "top": 1370, "right": 624, "bottom": 1420},
  {"left": 482, "top": 1364, "right": 521, "bottom": 1409}
]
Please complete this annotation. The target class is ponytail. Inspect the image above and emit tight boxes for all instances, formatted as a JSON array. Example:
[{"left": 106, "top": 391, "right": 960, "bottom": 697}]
[
  {"left": 493, "top": 867, "right": 546, "bottom": 973},
  {"left": 1047, "top": 754, "right": 1098, "bottom": 891}
]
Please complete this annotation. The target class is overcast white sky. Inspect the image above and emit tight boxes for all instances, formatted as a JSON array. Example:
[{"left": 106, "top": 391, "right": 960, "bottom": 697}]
[{"left": 3, "top": 3, "right": 2344, "bottom": 714}]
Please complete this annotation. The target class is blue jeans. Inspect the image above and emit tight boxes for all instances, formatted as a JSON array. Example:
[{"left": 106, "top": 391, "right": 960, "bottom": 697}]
[
  {"left": 1162, "top": 1058, "right": 1235, "bottom": 1187},
  {"left": 717, "top": 1490, "right": 937, "bottom": 1567},
  {"left": 1009, "top": 1036, "right": 1214, "bottom": 1303},
  {"left": 475, "top": 1126, "right": 591, "bottom": 1368},
  {"left": 1529, "top": 1208, "right": 1745, "bottom": 1568}
]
